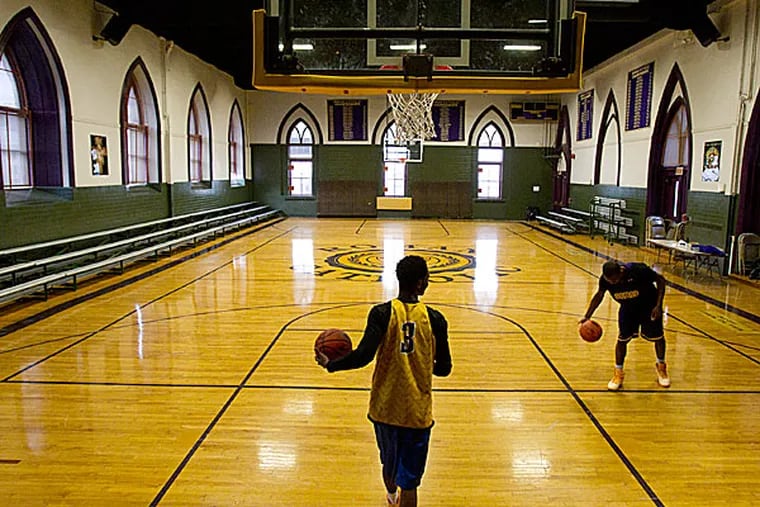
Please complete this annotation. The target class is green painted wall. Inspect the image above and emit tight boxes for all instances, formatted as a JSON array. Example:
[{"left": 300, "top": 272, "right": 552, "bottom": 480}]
[
  {"left": 253, "top": 144, "right": 553, "bottom": 220},
  {"left": 569, "top": 185, "right": 733, "bottom": 249},
  {"left": 252, "top": 144, "right": 316, "bottom": 216},
  {"left": 686, "top": 191, "right": 732, "bottom": 251},
  {"left": 410, "top": 145, "right": 474, "bottom": 182},
  {"left": 0, "top": 182, "right": 255, "bottom": 249},
  {"left": 570, "top": 184, "right": 647, "bottom": 240},
  {"left": 171, "top": 180, "right": 253, "bottom": 216},
  {"left": 319, "top": 145, "right": 382, "bottom": 183},
  {"left": 474, "top": 148, "right": 555, "bottom": 220}
]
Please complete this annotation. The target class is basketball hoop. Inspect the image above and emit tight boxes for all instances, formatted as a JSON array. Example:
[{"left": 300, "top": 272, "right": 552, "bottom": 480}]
[{"left": 387, "top": 91, "right": 439, "bottom": 143}]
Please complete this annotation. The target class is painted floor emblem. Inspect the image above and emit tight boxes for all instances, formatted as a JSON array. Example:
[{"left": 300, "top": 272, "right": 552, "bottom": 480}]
[{"left": 325, "top": 248, "right": 475, "bottom": 274}]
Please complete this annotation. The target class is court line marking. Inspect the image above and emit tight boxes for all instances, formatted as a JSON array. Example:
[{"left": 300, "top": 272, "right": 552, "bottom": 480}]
[
  {"left": 439, "top": 302, "right": 664, "bottom": 507},
  {"left": 148, "top": 302, "right": 363, "bottom": 506},
  {"left": 0, "top": 227, "right": 295, "bottom": 381}
]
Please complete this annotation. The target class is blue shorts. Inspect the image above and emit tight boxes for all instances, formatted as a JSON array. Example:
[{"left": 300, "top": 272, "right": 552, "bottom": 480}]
[
  {"left": 618, "top": 304, "right": 664, "bottom": 341},
  {"left": 373, "top": 422, "right": 431, "bottom": 490}
]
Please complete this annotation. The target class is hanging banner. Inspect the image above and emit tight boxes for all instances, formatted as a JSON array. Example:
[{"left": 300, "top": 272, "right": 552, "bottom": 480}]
[
  {"left": 328, "top": 100, "right": 367, "bottom": 141},
  {"left": 431, "top": 100, "right": 465, "bottom": 141},
  {"left": 625, "top": 62, "right": 654, "bottom": 131},
  {"left": 577, "top": 89, "right": 594, "bottom": 140}
]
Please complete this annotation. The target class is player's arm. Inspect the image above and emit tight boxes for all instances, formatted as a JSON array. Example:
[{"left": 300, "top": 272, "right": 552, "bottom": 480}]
[
  {"left": 325, "top": 303, "right": 390, "bottom": 372},
  {"left": 429, "top": 308, "right": 451, "bottom": 377},
  {"left": 581, "top": 285, "right": 606, "bottom": 323},
  {"left": 651, "top": 271, "right": 666, "bottom": 320}
]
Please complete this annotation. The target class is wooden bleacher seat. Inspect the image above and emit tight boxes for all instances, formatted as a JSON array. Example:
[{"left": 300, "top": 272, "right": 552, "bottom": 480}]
[{"left": 535, "top": 215, "right": 575, "bottom": 234}]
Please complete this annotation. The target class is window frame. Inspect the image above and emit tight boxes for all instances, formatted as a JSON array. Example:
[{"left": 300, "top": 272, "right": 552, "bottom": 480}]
[
  {"left": 382, "top": 122, "right": 408, "bottom": 197},
  {"left": 476, "top": 123, "right": 505, "bottom": 200},
  {"left": 287, "top": 119, "right": 314, "bottom": 197},
  {"left": 0, "top": 49, "right": 32, "bottom": 190},
  {"left": 228, "top": 101, "right": 245, "bottom": 187}
]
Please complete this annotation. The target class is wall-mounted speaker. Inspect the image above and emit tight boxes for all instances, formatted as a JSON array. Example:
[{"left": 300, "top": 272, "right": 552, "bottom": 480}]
[{"left": 97, "top": 14, "right": 131, "bottom": 46}]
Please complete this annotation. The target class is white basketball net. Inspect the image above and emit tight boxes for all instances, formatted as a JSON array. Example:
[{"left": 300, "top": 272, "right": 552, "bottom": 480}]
[{"left": 387, "top": 92, "right": 439, "bottom": 142}]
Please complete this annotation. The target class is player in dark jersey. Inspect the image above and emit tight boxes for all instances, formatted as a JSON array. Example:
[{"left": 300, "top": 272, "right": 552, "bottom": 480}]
[
  {"left": 316, "top": 255, "right": 452, "bottom": 507},
  {"left": 581, "top": 260, "right": 670, "bottom": 390}
]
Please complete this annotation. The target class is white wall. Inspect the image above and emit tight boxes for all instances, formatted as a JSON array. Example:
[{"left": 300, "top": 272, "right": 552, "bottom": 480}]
[
  {"left": 565, "top": 0, "right": 758, "bottom": 196},
  {"left": 0, "top": 0, "right": 249, "bottom": 186},
  {"left": 247, "top": 90, "right": 557, "bottom": 148}
]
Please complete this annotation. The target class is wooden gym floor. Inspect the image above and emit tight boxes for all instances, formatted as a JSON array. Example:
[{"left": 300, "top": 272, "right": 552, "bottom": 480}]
[{"left": 1, "top": 218, "right": 759, "bottom": 506}]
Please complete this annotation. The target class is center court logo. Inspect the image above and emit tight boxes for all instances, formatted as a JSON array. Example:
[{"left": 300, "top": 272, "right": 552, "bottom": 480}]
[{"left": 307, "top": 245, "right": 520, "bottom": 283}]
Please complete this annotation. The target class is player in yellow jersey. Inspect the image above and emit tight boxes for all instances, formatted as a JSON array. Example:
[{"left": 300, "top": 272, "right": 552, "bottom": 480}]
[{"left": 317, "top": 255, "right": 452, "bottom": 507}]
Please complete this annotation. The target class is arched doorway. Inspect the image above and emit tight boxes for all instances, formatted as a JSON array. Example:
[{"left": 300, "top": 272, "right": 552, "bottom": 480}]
[
  {"left": 657, "top": 98, "right": 691, "bottom": 220},
  {"left": 736, "top": 91, "right": 760, "bottom": 234},
  {"left": 647, "top": 64, "right": 693, "bottom": 221},
  {"left": 553, "top": 106, "right": 572, "bottom": 208}
]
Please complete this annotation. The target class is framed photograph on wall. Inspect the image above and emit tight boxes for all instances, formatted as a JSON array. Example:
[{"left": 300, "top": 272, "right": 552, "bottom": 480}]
[
  {"left": 90, "top": 134, "right": 109, "bottom": 175},
  {"left": 702, "top": 140, "right": 722, "bottom": 182}
]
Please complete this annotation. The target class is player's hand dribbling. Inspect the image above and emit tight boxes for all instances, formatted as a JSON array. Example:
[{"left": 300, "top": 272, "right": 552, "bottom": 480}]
[{"left": 315, "top": 349, "right": 330, "bottom": 369}]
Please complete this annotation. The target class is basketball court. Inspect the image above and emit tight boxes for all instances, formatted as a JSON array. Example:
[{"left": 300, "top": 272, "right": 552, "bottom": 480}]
[{"left": 1, "top": 218, "right": 759, "bottom": 505}]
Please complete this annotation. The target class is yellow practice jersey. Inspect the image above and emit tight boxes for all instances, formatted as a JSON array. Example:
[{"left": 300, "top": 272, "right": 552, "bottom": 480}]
[{"left": 369, "top": 298, "right": 436, "bottom": 428}]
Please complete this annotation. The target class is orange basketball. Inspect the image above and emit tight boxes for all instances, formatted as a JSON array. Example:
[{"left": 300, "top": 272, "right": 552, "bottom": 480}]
[
  {"left": 579, "top": 320, "right": 603, "bottom": 342},
  {"left": 315, "top": 328, "right": 353, "bottom": 361}
]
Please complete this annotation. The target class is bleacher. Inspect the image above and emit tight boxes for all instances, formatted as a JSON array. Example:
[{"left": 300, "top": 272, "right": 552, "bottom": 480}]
[
  {"left": 535, "top": 214, "right": 576, "bottom": 233},
  {"left": 0, "top": 202, "right": 284, "bottom": 304}
]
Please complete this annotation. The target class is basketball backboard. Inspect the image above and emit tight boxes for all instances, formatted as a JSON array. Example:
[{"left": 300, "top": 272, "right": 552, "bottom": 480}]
[{"left": 253, "top": 0, "right": 585, "bottom": 95}]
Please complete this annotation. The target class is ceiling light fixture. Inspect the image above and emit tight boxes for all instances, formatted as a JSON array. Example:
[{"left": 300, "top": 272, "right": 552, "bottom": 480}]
[
  {"left": 278, "top": 43, "right": 314, "bottom": 51},
  {"left": 389, "top": 43, "right": 427, "bottom": 51},
  {"left": 503, "top": 44, "right": 542, "bottom": 51}
]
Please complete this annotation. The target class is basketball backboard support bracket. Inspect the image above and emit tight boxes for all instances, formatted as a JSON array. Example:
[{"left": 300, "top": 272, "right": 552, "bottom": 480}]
[{"left": 251, "top": 9, "right": 586, "bottom": 96}]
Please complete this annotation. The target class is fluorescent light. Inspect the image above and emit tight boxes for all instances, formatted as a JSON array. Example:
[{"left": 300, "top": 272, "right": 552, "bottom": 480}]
[
  {"left": 389, "top": 43, "right": 427, "bottom": 51},
  {"left": 528, "top": 19, "right": 548, "bottom": 24},
  {"left": 503, "top": 44, "right": 542, "bottom": 51},
  {"left": 278, "top": 43, "right": 314, "bottom": 51}
]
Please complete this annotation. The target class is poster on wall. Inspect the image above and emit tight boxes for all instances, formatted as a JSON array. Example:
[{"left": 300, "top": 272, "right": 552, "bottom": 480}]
[
  {"left": 625, "top": 62, "right": 654, "bottom": 131},
  {"left": 90, "top": 134, "right": 109, "bottom": 175},
  {"left": 702, "top": 140, "right": 722, "bottom": 182},
  {"left": 328, "top": 99, "right": 367, "bottom": 141},
  {"left": 577, "top": 89, "right": 594, "bottom": 141},
  {"left": 431, "top": 100, "right": 465, "bottom": 141}
]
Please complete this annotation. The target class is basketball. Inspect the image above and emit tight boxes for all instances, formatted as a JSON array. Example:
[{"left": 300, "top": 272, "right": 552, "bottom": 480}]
[
  {"left": 315, "top": 328, "right": 353, "bottom": 361},
  {"left": 579, "top": 320, "right": 603, "bottom": 342}
]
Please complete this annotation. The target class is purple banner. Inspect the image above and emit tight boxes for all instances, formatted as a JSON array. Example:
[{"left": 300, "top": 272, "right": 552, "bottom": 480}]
[
  {"left": 625, "top": 62, "right": 653, "bottom": 131},
  {"left": 577, "top": 89, "right": 594, "bottom": 141},
  {"left": 431, "top": 100, "right": 464, "bottom": 141},
  {"left": 328, "top": 100, "right": 367, "bottom": 141}
]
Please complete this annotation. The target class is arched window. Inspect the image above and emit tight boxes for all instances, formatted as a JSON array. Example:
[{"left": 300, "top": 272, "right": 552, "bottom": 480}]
[
  {"left": 188, "top": 86, "right": 211, "bottom": 184},
  {"left": 121, "top": 59, "right": 160, "bottom": 186},
  {"left": 0, "top": 9, "right": 72, "bottom": 191},
  {"left": 228, "top": 101, "right": 245, "bottom": 186},
  {"left": 0, "top": 51, "right": 30, "bottom": 189},
  {"left": 382, "top": 123, "right": 407, "bottom": 196},
  {"left": 476, "top": 123, "right": 504, "bottom": 199},
  {"left": 287, "top": 120, "right": 313, "bottom": 196},
  {"left": 662, "top": 103, "right": 690, "bottom": 168}
]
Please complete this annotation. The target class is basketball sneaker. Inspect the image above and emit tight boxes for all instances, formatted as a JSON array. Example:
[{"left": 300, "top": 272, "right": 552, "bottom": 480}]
[
  {"left": 386, "top": 490, "right": 399, "bottom": 506},
  {"left": 655, "top": 362, "right": 671, "bottom": 387},
  {"left": 607, "top": 368, "right": 624, "bottom": 391}
]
